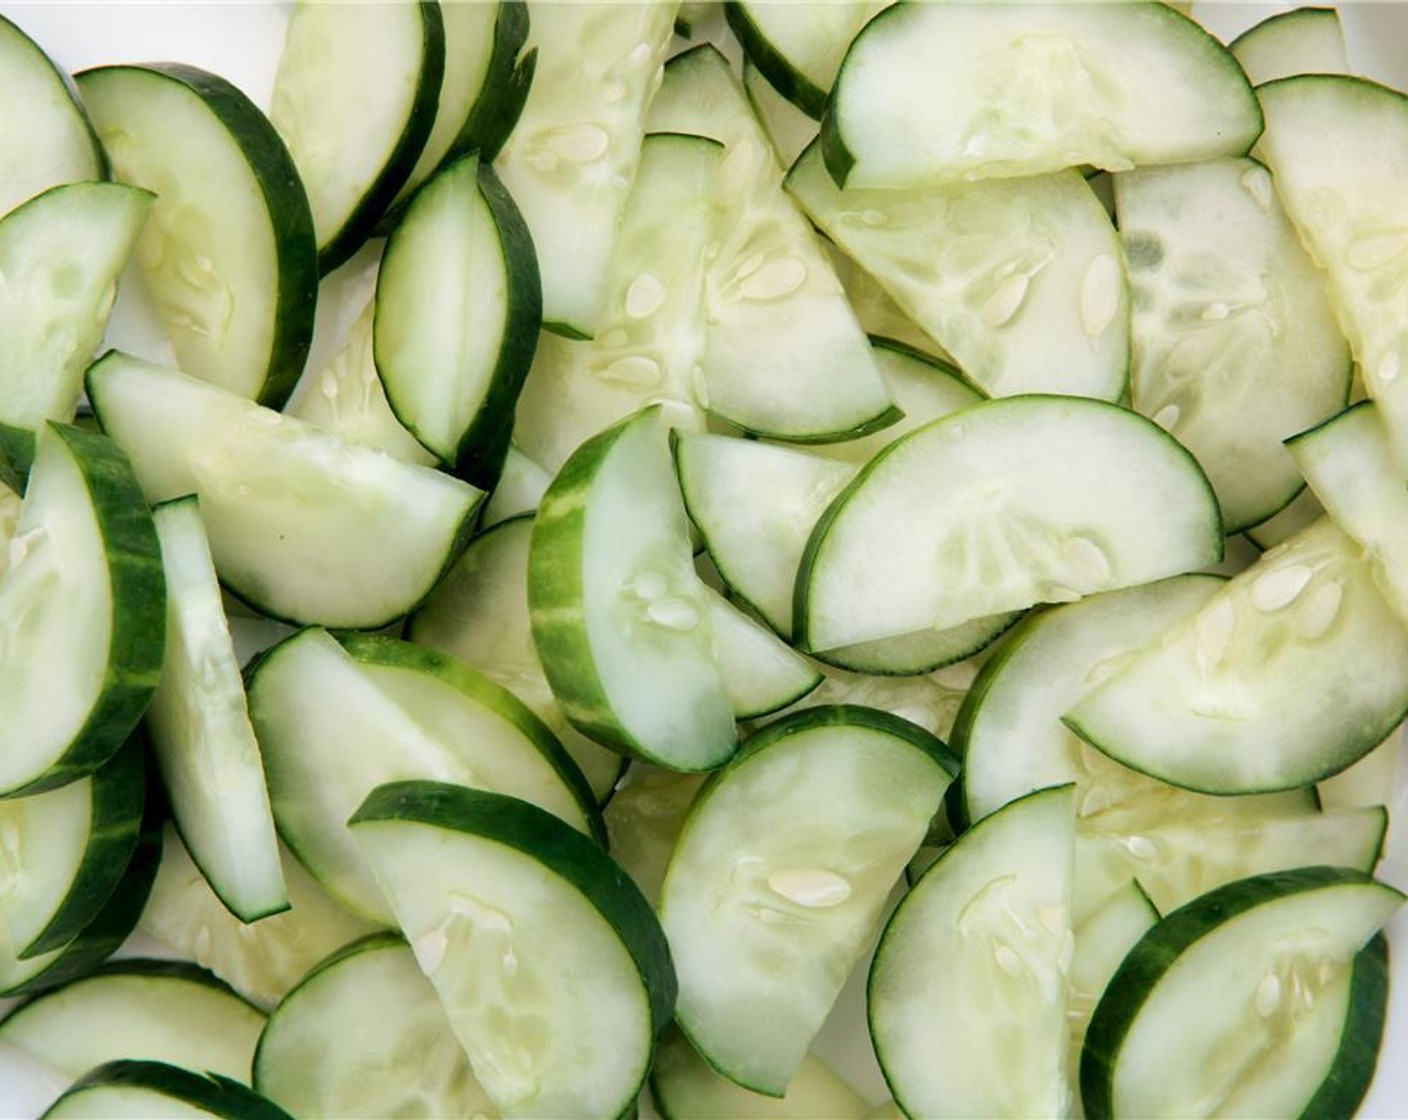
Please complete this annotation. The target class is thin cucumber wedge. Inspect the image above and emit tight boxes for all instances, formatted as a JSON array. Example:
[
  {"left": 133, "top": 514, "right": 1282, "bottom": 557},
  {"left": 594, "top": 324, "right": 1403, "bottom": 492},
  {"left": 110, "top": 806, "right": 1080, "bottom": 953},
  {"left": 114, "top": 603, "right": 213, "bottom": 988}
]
[
  {"left": 822, "top": 2, "right": 1262, "bottom": 188},
  {"left": 270, "top": 0, "right": 443, "bottom": 274},
  {"left": 0, "top": 13, "right": 104, "bottom": 217},
  {"left": 43, "top": 1060, "right": 291, "bottom": 1120},
  {"left": 787, "top": 145, "right": 1128, "bottom": 402},
  {"left": 528, "top": 406, "right": 737, "bottom": 772},
  {"left": 868, "top": 785, "right": 1076, "bottom": 1119},
  {"left": 147, "top": 496, "right": 286, "bottom": 923},
  {"left": 86, "top": 351, "right": 480, "bottom": 630},
  {"left": 1246, "top": 484, "right": 1325, "bottom": 551},
  {"left": 253, "top": 933, "right": 493, "bottom": 1119},
  {"left": 374, "top": 153, "right": 540, "bottom": 486},
  {"left": 0, "top": 182, "right": 152, "bottom": 472},
  {"left": 1066, "top": 518, "right": 1408, "bottom": 795},
  {"left": 0, "top": 421, "right": 164, "bottom": 796},
  {"left": 408, "top": 515, "right": 626, "bottom": 803},
  {"left": 76, "top": 63, "right": 318, "bottom": 407},
  {"left": 494, "top": 2, "right": 676, "bottom": 336},
  {"left": 743, "top": 62, "right": 818, "bottom": 170},
  {"left": 479, "top": 444, "right": 551, "bottom": 528},
  {"left": 349, "top": 781, "right": 675, "bottom": 1120},
  {"left": 603, "top": 765, "right": 708, "bottom": 909},
  {"left": 0, "top": 960, "right": 264, "bottom": 1085},
  {"left": 660, "top": 706, "right": 958, "bottom": 1096},
  {"left": 1115, "top": 156, "right": 1351, "bottom": 532},
  {"left": 1081, "top": 868, "right": 1403, "bottom": 1120},
  {"left": 797, "top": 395, "right": 1222, "bottom": 654},
  {"left": 702, "top": 587, "right": 822, "bottom": 719},
  {"left": 1230, "top": 7, "right": 1350, "bottom": 85},
  {"left": 249, "top": 626, "right": 603, "bottom": 922}
]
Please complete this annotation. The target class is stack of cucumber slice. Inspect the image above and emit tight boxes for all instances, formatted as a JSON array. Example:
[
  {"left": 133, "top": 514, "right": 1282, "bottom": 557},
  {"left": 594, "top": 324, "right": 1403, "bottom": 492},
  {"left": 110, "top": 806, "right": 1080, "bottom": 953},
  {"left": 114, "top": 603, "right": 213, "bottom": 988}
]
[{"left": 0, "top": 2, "right": 1407, "bottom": 1118}]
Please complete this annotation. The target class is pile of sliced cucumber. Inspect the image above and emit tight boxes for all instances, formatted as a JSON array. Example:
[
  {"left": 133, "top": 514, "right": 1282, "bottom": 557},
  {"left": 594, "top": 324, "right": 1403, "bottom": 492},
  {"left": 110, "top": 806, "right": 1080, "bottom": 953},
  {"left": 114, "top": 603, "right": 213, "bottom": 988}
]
[{"left": 0, "top": 1, "right": 1407, "bottom": 1117}]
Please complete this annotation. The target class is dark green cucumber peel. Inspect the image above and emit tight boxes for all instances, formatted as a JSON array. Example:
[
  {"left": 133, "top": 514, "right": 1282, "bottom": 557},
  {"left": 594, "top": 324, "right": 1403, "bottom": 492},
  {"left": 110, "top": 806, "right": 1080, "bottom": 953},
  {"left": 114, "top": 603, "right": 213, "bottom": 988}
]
[
  {"left": 735, "top": 703, "right": 959, "bottom": 776},
  {"left": 454, "top": 0, "right": 536, "bottom": 165},
  {"left": 0, "top": 12, "right": 107, "bottom": 180},
  {"left": 1302, "top": 932, "right": 1390, "bottom": 1120},
  {"left": 44, "top": 1060, "right": 292, "bottom": 1120},
  {"left": 2, "top": 956, "right": 261, "bottom": 1021},
  {"left": 724, "top": 2, "right": 829, "bottom": 120}
]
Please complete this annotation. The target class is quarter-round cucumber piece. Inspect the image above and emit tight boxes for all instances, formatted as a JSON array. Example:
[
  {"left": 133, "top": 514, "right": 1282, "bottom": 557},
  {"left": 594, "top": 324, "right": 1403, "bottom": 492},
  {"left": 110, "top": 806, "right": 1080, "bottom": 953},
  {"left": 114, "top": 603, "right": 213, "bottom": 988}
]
[
  {"left": 660, "top": 705, "right": 958, "bottom": 1097},
  {"left": 76, "top": 63, "right": 318, "bottom": 407},
  {"left": 822, "top": 2, "right": 1262, "bottom": 188},
  {"left": 797, "top": 395, "right": 1222, "bottom": 654},
  {"left": 43, "top": 1060, "right": 292, "bottom": 1120},
  {"left": 1230, "top": 6, "right": 1350, "bottom": 85},
  {"left": 349, "top": 781, "right": 675, "bottom": 1120}
]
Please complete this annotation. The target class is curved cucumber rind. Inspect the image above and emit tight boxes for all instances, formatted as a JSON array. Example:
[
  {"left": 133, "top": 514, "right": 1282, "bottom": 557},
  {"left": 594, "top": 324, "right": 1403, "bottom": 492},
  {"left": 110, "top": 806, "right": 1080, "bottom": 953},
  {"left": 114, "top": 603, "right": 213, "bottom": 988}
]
[
  {"left": 375, "top": 154, "right": 541, "bottom": 487},
  {"left": 451, "top": 0, "right": 535, "bottom": 166},
  {"left": 1080, "top": 867, "right": 1403, "bottom": 1120},
  {"left": 1229, "top": 6, "right": 1349, "bottom": 85},
  {"left": 349, "top": 780, "right": 675, "bottom": 1119},
  {"left": 43, "top": 1060, "right": 292, "bottom": 1120},
  {"left": 822, "top": 2, "right": 1262, "bottom": 188},
  {"left": 724, "top": 3, "right": 828, "bottom": 120},
  {"left": 0, "top": 422, "right": 164, "bottom": 797},
  {"left": 661, "top": 705, "right": 956, "bottom": 1097},
  {"left": 76, "top": 63, "right": 318, "bottom": 409},
  {"left": 796, "top": 395, "right": 1222, "bottom": 654},
  {"left": 1303, "top": 932, "right": 1390, "bottom": 1120},
  {"left": 270, "top": 0, "right": 444, "bottom": 275}
]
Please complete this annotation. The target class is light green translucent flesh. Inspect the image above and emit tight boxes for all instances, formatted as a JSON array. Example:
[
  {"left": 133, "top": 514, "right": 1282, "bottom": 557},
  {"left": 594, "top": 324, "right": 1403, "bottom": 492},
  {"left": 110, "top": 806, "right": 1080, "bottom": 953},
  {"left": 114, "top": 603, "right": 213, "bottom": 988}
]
[
  {"left": 871, "top": 786, "right": 1075, "bottom": 1119},
  {"left": 1109, "top": 883, "right": 1401, "bottom": 1118},
  {"left": 1117, "top": 157, "right": 1349, "bottom": 532},
  {"left": 652, "top": 1029, "right": 870, "bottom": 1120},
  {"left": 494, "top": 2, "right": 675, "bottom": 335},
  {"left": 409, "top": 518, "right": 623, "bottom": 802},
  {"left": 479, "top": 447, "right": 551, "bottom": 528},
  {"left": 376, "top": 155, "right": 508, "bottom": 461},
  {"left": 513, "top": 133, "right": 718, "bottom": 473},
  {"left": 79, "top": 71, "right": 283, "bottom": 401},
  {"left": 736, "top": 2, "right": 886, "bottom": 110},
  {"left": 0, "top": 183, "right": 150, "bottom": 438},
  {"left": 743, "top": 62, "right": 817, "bottom": 169},
  {"left": 702, "top": 588, "right": 820, "bottom": 719},
  {"left": 0, "top": 971, "right": 264, "bottom": 1083},
  {"left": 603, "top": 766, "right": 707, "bottom": 909},
  {"left": 139, "top": 826, "right": 380, "bottom": 1012},
  {"left": 353, "top": 820, "right": 652, "bottom": 1119},
  {"left": 775, "top": 660, "right": 977, "bottom": 744},
  {"left": 0, "top": 779, "right": 91, "bottom": 960},
  {"left": 789, "top": 149, "right": 1127, "bottom": 401},
  {"left": 252, "top": 629, "right": 592, "bottom": 922},
  {"left": 148, "top": 498, "right": 286, "bottom": 922},
  {"left": 88, "top": 354, "right": 479, "bottom": 629},
  {"left": 830, "top": 3, "right": 1260, "bottom": 187},
  {"left": 1256, "top": 77, "right": 1408, "bottom": 475},
  {"left": 0, "top": 483, "right": 19, "bottom": 581},
  {"left": 802, "top": 397, "right": 1221, "bottom": 652},
  {"left": 647, "top": 47, "right": 894, "bottom": 440},
  {"left": 0, "top": 426, "right": 109, "bottom": 792},
  {"left": 661, "top": 724, "right": 952, "bottom": 1096},
  {"left": 1245, "top": 478, "right": 1324, "bottom": 550},
  {"left": 1290, "top": 402, "right": 1408, "bottom": 626},
  {"left": 45, "top": 1087, "right": 214, "bottom": 1120},
  {"left": 1068, "top": 518, "right": 1408, "bottom": 794},
  {"left": 1230, "top": 8, "right": 1349, "bottom": 86},
  {"left": 270, "top": 2, "right": 428, "bottom": 254},
  {"left": 255, "top": 940, "right": 492, "bottom": 1119},
  {"left": 826, "top": 246, "right": 955, "bottom": 364}
]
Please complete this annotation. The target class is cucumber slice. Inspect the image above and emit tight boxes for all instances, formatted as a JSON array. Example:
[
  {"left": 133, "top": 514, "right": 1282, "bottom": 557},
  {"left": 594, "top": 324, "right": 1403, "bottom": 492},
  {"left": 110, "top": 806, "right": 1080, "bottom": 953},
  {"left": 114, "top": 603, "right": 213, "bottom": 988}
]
[
  {"left": 869, "top": 785, "right": 1076, "bottom": 1119},
  {"left": 1066, "top": 518, "right": 1408, "bottom": 794},
  {"left": 253, "top": 933, "right": 492, "bottom": 1119},
  {"left": 788, "top": 146, "right": 1128, "bottom": 402},
  {"left": 494, "top": 2, "right": 676, "bottom": 336},
  {"left": 822, "top": 3, "right": 1261, "bottom": 188},
  {"left": 270, "top": 0, "right": 443, "bottom": 274},
  {"left": 0, "top": 13, "right": 104, "bottom": 218},
  {"left": 138, "top": 827, "right": 380, "bottom": 1012},
  {"left": 1245, "top": 484, "right": 1324, "bottom": 551},
  {"left": 779, "top": 659, "right": 978, "bottom": 745},
  {"left": 647, "top": 45, "right": 898, "bottom": 444},
  {"left": 43, "top": 1061, "right": 291, "bottom": 1120},
  {"left": 349, "top": 781, "right": 675, "bottom": 1120},
  {"left": 651, "top": 1027, "right": 870, "bottom": 1120},
  {"left": 479, "top": 444, "right": 551, "bottom": 528},
  {"left": 797, "top": 396, "right": 1222, "bottom": 654},
  {"left": 374, "top": 153, "right": 539, "bottom": 485},
  {"left": 703, "top": 588, "right": 822, "bottom": 719},
  {"left": 660, "top": 706, "right": 958, "bottom": 1096},
  {"left": 249, "top": 627, "right": 602, "bottom": 922},
  {"left": 0, "top": 422, "right": 164, "bottom": 796},
  {"left": 1115, "top": 157, "right": 1351, "bottom": 532},
  {"left": 743, "top": 62, "right": 817, "bottom": 170},
  {"left": 528, "top": 406, "right": 737, "bottom": 771},
  {"left": 407, "top": 515, "right": 626, "bottom": 802},
  {"left": 603, "top": 765, "right": 707, "bottom": 908},
  {"left": 513, "top": 131, "right": 720, "bottom": 473},
  {"left": 147, "top": 496, "right": 284, "bottom": 923},
  {"left": 86, "top": 351, "right": 480, "bottom": 630},
  {"left": 0, "top": 961, "right": 264, "bottom": 1085},
  {"left": 0, "top": 182, "right": 152, "bottom": 471},
  {"left": 1230, "top": 7, "right": 1350, "bottom": 85},
  {"left": 76, "top": 64, "right": 318, "bottom": 407},
  {"left": 1081, "top": 868, "right": 1402, "bottom": 1120}
]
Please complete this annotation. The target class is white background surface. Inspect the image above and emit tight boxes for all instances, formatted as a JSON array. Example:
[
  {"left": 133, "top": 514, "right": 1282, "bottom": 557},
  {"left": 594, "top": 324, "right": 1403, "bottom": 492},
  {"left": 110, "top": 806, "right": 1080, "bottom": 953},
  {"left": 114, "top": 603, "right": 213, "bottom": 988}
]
[{"left": 0, "top": 2, "right": 1407, "bottom": 1117}]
